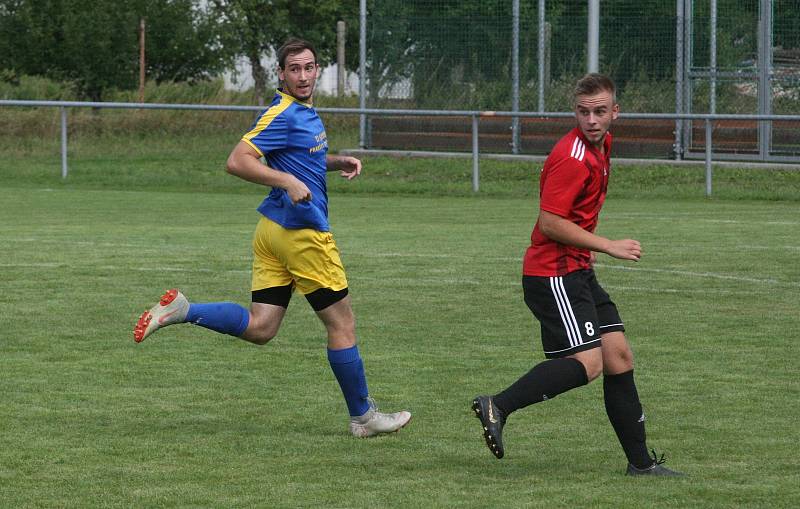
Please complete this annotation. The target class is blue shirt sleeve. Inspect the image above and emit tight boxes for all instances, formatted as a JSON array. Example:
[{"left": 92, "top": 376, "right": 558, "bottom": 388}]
[{"left": 243, "top": 106, "right": 290, "bottom": 156}]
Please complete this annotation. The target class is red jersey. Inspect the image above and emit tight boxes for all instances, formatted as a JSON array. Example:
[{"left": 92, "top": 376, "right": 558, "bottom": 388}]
[{"left": 523, "top": 127, "right": 612, "bottom": 277}]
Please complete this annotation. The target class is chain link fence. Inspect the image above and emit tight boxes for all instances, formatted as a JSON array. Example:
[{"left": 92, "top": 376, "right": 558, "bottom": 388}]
[{"left": 362, "top": 0, "right": 800, "bottom": 160}]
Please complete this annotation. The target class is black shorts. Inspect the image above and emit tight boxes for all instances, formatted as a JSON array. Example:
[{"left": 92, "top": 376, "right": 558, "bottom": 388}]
[{"left": 522, "top": 269, "right": 624, "bottom": 359}]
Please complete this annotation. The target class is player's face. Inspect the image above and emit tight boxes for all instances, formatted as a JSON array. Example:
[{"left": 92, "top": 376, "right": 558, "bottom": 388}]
[
  {"left": 574, "top": 90, "right": 619, "bottom": 149},
  {"left": 278, "top": 49, "right": 319, "bottom": 103}
]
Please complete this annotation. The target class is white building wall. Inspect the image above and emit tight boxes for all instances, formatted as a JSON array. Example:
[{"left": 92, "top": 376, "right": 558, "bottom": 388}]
[{"left": 223, "top": 55, "right": 360, "bottom": 96}]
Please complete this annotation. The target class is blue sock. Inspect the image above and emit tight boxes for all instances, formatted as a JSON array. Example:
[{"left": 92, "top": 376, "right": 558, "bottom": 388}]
[
  {"left": 327, "top": 345, "right": 370, "bottom": 417},
  {"left": 185, "top": 302, "right": 250, "bottom": 337}
]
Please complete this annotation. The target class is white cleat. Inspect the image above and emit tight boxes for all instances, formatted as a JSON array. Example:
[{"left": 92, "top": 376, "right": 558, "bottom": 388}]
[
  {"left": 133, "top": 289, "right": 189, "bottom": 343},
  {"left": 349, "top": 398, "right": 412, "bottom": 438}
]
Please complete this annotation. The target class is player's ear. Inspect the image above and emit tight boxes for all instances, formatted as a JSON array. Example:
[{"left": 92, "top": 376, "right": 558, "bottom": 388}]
[{"left": 611, "top": 103, "right": 620, "bottom": 120}]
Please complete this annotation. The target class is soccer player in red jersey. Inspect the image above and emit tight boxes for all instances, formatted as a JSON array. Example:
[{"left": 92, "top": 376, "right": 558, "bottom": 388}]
[{"left": 472, "top": 74, "right": 683, "bottom": 476}]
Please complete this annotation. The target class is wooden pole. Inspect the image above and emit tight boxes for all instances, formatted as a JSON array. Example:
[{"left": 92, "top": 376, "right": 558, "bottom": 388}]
[
  {"left": 139, "top": 18, "right": 146, "bottom": 102},
  {"left": 337, "top": 21, "right": 346, "bottom": 97}
]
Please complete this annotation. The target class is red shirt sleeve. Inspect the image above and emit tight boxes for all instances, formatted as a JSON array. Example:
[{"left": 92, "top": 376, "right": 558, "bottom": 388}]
[{"left": 539, "top": 156, "right": 587, "bottom": 219}]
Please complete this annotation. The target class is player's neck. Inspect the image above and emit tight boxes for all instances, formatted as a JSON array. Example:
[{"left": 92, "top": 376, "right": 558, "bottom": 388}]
[{"left": 592, "top": 136, "right": 606, "bottom": 154}]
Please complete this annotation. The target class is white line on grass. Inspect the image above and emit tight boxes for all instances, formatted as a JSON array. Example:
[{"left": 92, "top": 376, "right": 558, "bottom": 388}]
[
  {"left": 355, "top": 252, "right": 466, "bottom": 259},
  {"left": 8, "top": 235, "right": 798, "bottom": 255},
  {"left": 0, "top": 262, "right": 63, "bottom": 268},
  {"left": 740, "top": 245, "right": 800, "bottom": 251},
  {"left": 348, "top": 276, "right": 786, "bottom": 296},
  {"left": 359, "top": 254, "right": 797, "bottom": 287},
  {"left": 354, "top": 253, "right": 796, "bottom": 287},
  {"left": 701, "top": 219, "right": 799, "bottom": 226},
  {"left": 3, "top": 257, "right": 794, "bottom": 288},
  {"left": 2, "top": 237, "right": 164, "bottom": 249},
  {"left": 2, "top": 262, "right": 791, "bottom": 296},
  {"left": 608, "top": 212, "right": 800, "bottom": 226},
  {"left": 593, "top": 263, "right": 798, "bottom": 286},
  {"left": 1, "top": 237, "right": 250, "bottom": 249},
  {"left": 601, "top": 285, "right": 756, "bottom": 295},
  {"left": 123, "top": 266, "right": 250, "bottom": 274}
]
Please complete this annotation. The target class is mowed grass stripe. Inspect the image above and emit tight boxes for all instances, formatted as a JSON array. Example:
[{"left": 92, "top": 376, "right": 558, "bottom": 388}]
[{"left": 2, "top": 260, "right": 795, "bottom": 290}]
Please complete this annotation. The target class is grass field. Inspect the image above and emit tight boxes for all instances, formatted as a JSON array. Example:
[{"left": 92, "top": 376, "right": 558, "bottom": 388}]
[{"left": 1, "top": 132, "right": 800, "bottom": 508}]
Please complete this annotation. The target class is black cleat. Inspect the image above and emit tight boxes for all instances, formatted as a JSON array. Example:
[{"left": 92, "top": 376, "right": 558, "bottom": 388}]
[
  {"left": 626, "top": 450, "right": 685, "bottom": 477},
  {"left": 472, "top": 396, "right": 506, "bottom": 459}
]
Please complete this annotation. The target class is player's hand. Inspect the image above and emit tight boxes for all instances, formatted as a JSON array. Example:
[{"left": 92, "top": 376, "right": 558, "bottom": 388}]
[
  {"left": 287, "top": 178, "right": 312, "bottom": 204},
  {"left": 589, "top": 251, "right": 597, "bottom": 267},
  {"left": 338, "top": 156, "right": 362, "bottom": 180},
  {"left": 605, "top": 239, "right": 642, "bottom": 262}
]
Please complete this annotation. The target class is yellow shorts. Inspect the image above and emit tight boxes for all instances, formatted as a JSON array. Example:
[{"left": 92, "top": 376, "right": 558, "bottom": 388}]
[{"left": 251, "top": 216, "right": 348, "bottom": 295}]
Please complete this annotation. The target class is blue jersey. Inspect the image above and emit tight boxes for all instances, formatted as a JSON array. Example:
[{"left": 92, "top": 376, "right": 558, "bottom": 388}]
[{"left": 242, "top": 90, "right": 330, "bottom": 231}]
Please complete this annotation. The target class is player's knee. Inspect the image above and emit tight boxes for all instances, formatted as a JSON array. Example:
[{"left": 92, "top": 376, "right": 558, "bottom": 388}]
[
  {"left": 328, "top": 335, "right": 357, "bottom": 350},
  {"left": 583, "top": 360, "right": 603, "bottom": 381},
  {"left": 573, "top": 350, "right": 603, "bottom": 381},
  {"left": 609, "top": 343, "right": 635, "bottom": 371},
  {"left": 618, "top": 349, "right": 634, "bottom": 369},
  {"left": 250, "top": 332, "right": 275, "bottom": 345},
  {"left": 243, "top": 315, "right": 282, "bottom": 345}
]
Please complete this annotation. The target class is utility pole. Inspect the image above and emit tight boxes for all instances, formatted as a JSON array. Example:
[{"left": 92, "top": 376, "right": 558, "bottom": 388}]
[
  {"left": 139, "top": 18, "right": 146, "bottom": 102},
  {"left": 337, "top": 21, "right": 346, "bottom": 97},
  {"left": 359, "top": 0, "right": 367, "bottom": 148},
  {"left": 587, "top": 0, "right": 599, "bottom": 72}
]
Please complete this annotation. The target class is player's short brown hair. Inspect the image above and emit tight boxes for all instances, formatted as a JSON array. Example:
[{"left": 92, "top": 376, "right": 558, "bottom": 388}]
[
  {"left": 573, "top": 73, "right": 617, "bottom": 104},
  {"left": 277, "top": 37, "right": 318, "bottom": 69}
]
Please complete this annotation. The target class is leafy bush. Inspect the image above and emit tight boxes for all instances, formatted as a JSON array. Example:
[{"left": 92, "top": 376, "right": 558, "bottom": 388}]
[
  {"left": 0, "top": 73, "right": 78, "bottom": 101},
  {"left": 0, "top": 75, "right": 362, "bottom": 137}
]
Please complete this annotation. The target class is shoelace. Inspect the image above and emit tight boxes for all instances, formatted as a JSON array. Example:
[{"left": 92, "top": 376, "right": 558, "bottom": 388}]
[
  {"left": 363, "top": 398, "right": 401, "bottom": 422},
  {"left": 650, "top": 449, "right": 667, "bottom": 465}
]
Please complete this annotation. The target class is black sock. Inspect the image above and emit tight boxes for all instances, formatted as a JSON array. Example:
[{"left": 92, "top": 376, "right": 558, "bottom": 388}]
[
  {"left": 492, "top": 357, "right": 589, "bottom": 416},
  {"left": 603, "top": 370, "right": 652, "bottom": 468}
]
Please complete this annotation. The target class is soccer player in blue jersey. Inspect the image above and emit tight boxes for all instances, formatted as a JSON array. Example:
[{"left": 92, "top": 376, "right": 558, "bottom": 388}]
[{"left": 133, "top": 37, "right": 411, "bottom": 438}]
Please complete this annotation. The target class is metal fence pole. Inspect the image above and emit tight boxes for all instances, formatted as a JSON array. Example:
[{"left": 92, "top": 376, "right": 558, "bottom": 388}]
[
  {"left": 758, "top": 0, "right": 773, "bottom": 159},
  {"left": 710, "top": 0, "right": 717, "bottom": 115},
  {"left": 60, "top": 107, "right": 68, "bottom": 179},
  {"left": 683, "top": 0, "right": 694, "bottom": 155},
  {"left": 674, "top": 0, "right": 684, "bottom": 160},
  {"left": 538, "top": 0, "right": 546, "bottom": 113},
  {"left": 359, "top": 0, "right": 367, "bottom": 149},
  {"left": 587, "top": 0, "right": 600, "bottom": 72},
  {"left": 705, "top": 119, "right": 713, "bottom": 196},
  {"left": 472, "top": 115, "right": 480, "bottom": 192},
  {"left": 511, "top": 0, "right": 520, "bottom": 154}
]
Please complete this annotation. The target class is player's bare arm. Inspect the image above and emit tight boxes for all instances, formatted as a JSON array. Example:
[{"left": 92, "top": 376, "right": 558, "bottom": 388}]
[
  {"left": 326, "top": 155, "right": 362, "bottom": 180},
  {"left": 538, "top": 210, "right": 641, "bottom": 261},
  {"left": 226, "top": 141, "right": 312, "bottom": 203}
]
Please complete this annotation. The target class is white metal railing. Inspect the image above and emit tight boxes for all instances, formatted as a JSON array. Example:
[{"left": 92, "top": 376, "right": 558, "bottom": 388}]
[{"left": 2, "top": 99, "right": 800, "bottom": 196}]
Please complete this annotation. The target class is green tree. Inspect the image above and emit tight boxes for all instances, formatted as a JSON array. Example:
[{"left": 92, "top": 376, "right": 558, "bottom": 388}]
[
  {"left": 369, "top": 0, "right": 548, "bottom": 108},
  {"left": 0, "top": 0, "right": 231, "bottom": 101},
  {"left": 210, "top": 0, "right": 358, "bottom": 106}
]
